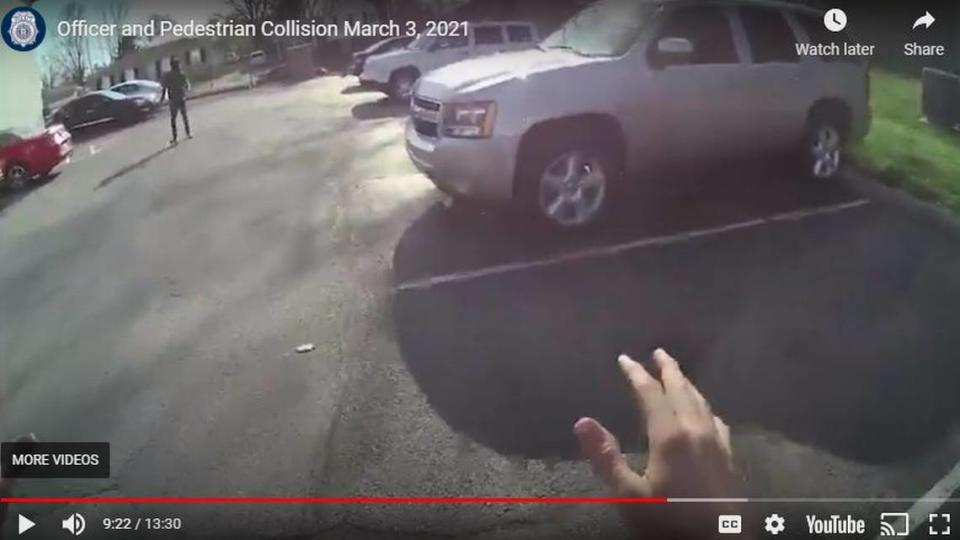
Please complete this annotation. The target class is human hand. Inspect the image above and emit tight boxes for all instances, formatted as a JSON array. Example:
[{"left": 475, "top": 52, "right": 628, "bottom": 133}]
[{"left": 574, "top": 349, "right": 742, "bottom": 538}]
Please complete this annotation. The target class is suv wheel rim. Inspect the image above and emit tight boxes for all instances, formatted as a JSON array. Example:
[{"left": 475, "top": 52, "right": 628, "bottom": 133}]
[
  {"left": 539, "top": 150, "right": 607, "bottom": 227},
  {"left": 811, "top": 125, "right": 841, "bottom": 179},
  {"left": 6, "top": 165, "right": 28, "bottom": 189},
  {"left": 394, "top": 75, "right": 414, "bottom": 99}
]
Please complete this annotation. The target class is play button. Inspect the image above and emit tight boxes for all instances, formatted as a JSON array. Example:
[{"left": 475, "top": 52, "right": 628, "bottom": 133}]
[{"left": 18, "top": 514, "right": 35, "bottom": 535}]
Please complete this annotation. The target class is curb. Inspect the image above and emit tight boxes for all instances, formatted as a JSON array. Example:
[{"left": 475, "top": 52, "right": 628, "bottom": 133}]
[
  {"left": 187, "top": 83, "right": 254, "bottom": 101},
  {"left": 840, "top": 166, "right": 960, "bottom": 240}
]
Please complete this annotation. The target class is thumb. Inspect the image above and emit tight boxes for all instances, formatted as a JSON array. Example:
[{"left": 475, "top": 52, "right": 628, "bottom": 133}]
[{"left": 574, "top": 417, "right": 647, "bottom": 496}]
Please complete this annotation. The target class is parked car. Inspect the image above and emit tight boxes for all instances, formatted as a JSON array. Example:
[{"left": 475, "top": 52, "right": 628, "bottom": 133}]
[
  {"left": 0, "top": 125, "right": 73, "bottom": 190},
  {"left": 406, "top": 0, "right": 870, "bottom": 228},
  {"left": 110, "top": 80, "right": 164, "bottom": 110},
  {"left": 248, "top": 50, "right": 267, "bottom": 66},
  {"left": 349, "top": 35, "right": 415, "bottom": 76},
  {"left": 361, "top": 21, "right": 540, "bottom": 100},
  {"left": 51, "top": 90, "right": 155, "bottom": 131}
]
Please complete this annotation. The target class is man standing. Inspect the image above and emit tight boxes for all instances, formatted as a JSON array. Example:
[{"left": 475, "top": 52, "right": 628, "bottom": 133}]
[{"left": 161, "top": 58, "right": 191, "bottom": 145}]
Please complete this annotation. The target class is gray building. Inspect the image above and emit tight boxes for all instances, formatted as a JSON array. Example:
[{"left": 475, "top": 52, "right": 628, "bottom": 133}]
[{"left": 89, "top": 38, "right": 234, "bottom": 89}]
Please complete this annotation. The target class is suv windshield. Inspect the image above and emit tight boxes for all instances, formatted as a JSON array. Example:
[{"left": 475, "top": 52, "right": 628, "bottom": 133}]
[
  {"left": 408, "top": 35, "right": 431, "bottom": 51},
  {"left": 541, "top": 0, "right": 659, "bottom": 56}
]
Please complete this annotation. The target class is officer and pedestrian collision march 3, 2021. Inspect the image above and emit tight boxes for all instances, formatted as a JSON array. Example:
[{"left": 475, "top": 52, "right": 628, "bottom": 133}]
[{"left": 56, "top": 18, "right": 431, "bottom": 40}]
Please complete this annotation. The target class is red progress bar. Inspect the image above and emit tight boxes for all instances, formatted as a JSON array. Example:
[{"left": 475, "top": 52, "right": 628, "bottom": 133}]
[{"left": 0, "top": 497, "right": 667, "bottom": 504}]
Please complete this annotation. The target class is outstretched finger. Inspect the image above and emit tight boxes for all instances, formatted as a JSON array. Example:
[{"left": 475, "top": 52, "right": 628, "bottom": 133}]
[
  {"left": 617, "top": 354, "right": 671, "bottom": 440},
  {"left": 574, "top": 417, "right": 645, "bottom": 495},
  {"left": 653, "top": 348, "right": 702, "bottom": 419},
  {"left": 714, "top": 415, "right": 733, "bottom": 459}
]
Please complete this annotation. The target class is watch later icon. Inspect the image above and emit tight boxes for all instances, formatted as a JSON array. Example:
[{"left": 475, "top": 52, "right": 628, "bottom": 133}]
[{"left": 824, "top": 8, "right": 847, "bottom": 32}]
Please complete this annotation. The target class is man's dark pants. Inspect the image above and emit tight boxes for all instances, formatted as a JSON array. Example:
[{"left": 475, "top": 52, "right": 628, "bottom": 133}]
[{"left": 169, "top": 98, "right": 190, "bottom": 140}]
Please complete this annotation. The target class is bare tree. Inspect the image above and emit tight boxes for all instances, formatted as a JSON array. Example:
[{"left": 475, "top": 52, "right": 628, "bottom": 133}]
[
  {"left": 145, "top": 14, "right": 176, "bottom": 43},
  {"left": 40, "top": 52, "right": 60, "bottom": 89},
  {"left": 100, "top": 0, "right": 133, "bottom": 60},
  {"left": 58, "top": 1, "right": 89, "bottom": 85},
  {"left": 226, "top": 0, "right": 278, "bottom": 26},
  {"left": 226, "top": 0, "right": 279, "bottom": 51},
  {"left": 302, "top": 0, "right": 337, "bottom": 22}
]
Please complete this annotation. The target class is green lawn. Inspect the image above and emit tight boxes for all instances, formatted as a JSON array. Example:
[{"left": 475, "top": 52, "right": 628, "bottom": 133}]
[{"left": 852, "top": 69, "right": 960, "bottom": 213}]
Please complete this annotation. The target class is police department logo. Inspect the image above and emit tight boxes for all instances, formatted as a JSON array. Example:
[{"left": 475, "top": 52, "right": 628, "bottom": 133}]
[{"left": 2, "top": 7, "right": 46, "bottom": 52}]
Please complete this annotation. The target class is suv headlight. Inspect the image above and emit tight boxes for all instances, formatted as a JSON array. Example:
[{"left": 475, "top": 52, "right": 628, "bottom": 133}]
[{"left": 442, "top": 101, "right": 496, "bottom": 138}]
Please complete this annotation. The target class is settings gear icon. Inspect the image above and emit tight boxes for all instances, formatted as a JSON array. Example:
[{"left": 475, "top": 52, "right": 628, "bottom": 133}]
[{"left": 764, "top": 513, "right": 786, "bottom": 535}]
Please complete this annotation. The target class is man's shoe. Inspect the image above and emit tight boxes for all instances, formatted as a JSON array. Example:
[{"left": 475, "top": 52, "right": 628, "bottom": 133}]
[
  {"left": 186, "top": 133, "right": 193, "bottom": 139},
  {"left": 169, "top": 139, "right": 178, "bottom": 146}
]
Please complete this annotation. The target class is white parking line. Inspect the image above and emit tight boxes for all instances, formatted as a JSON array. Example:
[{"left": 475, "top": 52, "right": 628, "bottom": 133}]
[
  {"left": 393, "top": 199, "right": 869, "bottom": 293},
  {"left": 875, "top": 458, "right": 960, "bottom": 539}
]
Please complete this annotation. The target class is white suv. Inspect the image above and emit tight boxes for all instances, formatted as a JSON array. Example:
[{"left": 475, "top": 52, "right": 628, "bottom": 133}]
[
  {"left": 406, "top": 0, "right": 870, "bottom": 228},
  {"left": 360, "top": 21, "right": 540, "bottom": 100}
]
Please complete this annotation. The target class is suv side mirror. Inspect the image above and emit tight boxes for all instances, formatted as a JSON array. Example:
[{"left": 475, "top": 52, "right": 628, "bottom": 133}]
[{"left": 654, "top": 37, "right": 694, "bottom": 67}]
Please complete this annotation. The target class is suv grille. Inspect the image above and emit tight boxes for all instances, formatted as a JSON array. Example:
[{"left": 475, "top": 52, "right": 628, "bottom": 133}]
[
  {"left": 411, "top": 95, "right": 442, "bottom": 138},
  {"left": 412, "top": 96, "right": 441, "bottom": 112},
  {"left": 413, "top": 118, "right": 438, "bottom": 138}
]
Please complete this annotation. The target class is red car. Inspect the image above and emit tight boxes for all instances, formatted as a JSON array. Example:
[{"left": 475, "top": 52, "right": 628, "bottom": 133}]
[{"left": 0, "top": 124, "right": 73, "bottom": 190}]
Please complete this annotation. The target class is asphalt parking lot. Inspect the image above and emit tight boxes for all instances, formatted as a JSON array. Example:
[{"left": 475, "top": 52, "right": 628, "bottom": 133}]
[{"left": 2, "top": 76, "right": 960, "bottom": 539}]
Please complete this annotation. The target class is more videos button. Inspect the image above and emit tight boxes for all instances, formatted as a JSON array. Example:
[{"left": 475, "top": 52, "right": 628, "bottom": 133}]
[{"left": 1, "top": 442, "right": 109, "bottom": 479}]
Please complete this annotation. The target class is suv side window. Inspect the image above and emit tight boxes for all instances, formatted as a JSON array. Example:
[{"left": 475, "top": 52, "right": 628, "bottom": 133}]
[
  {"left": 474, "top": 26, "right": 504, "bottom": 45},
  {"left": 506, "top": 25, "right": 532, "bottom": 43},
  {"left": 795, "top": 13, "right": 858, "bottom": 63},
  {"left": 433, "top": 34, "right": 468, "bottom": 50},
  {"left": 739, "top": 7, "right": 798, "bottom": 63},
  {"left": 652, "top": 5, "right": 738, "bottom": 66}
]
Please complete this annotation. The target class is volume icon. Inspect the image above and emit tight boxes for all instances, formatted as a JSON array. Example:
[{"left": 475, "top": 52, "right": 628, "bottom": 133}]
[{"left": 62, "top": 513, "right": 86, "bottom": 536}]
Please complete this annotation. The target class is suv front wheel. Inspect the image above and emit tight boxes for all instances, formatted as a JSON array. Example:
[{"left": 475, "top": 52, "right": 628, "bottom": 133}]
[
  {"left": 803, "top": 110, "right": 846, "bottom": 180},
  {"left": 519, "top": 133, "right": 620, "bottom": 229}
]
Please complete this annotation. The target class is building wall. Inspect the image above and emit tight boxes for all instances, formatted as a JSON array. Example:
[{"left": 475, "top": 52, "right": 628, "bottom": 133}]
[
  {"left": 91, "top": 40, "right": 231, "bottom": 89},
  {"left": 0, "top": 0, "right": 44, "bottom": 131}
]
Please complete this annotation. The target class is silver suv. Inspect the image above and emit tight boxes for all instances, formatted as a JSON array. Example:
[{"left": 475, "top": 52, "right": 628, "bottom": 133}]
[
  {"left": 406, "top": 0, "right": 870, "bottom": 228},
  {"left": 360, "top": 21, "right": 540, "bottom": 101}
]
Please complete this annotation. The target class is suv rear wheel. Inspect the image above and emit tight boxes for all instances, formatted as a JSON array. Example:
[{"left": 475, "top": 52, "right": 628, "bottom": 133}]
[
  {"left": 518, "top": 133, "right": 620, "bottom": 228},
  {"left": 803, "top": 109, "right": 847, "bottom": 180}
]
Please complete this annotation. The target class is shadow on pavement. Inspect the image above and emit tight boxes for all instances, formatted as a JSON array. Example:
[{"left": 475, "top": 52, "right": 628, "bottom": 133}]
[
  {"left": 95, "top": 145, "right": 174, "bottom": 190},
  {"left": 351, "top": 99, "right": 408, "bottom": 121},
  {"left": 341, "top": 84, "right": 379, "bottom": 95},
  {"left": 0, "top": 173, "right": 59, "bottom": 216},
  {"left": 392, "top": 163, "right": 960, "bottom": 463}
]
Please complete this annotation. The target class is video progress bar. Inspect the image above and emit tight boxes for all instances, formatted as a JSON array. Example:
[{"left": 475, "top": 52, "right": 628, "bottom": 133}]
[
  {"left": 3, "top": 497, "right": 958, "bottom": 504},
  {"left": 0, "top": 497, "right": 667, "bottom": 504},
  {"left": 670, "top": 498, "right": 960, "bottom": 503}
]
